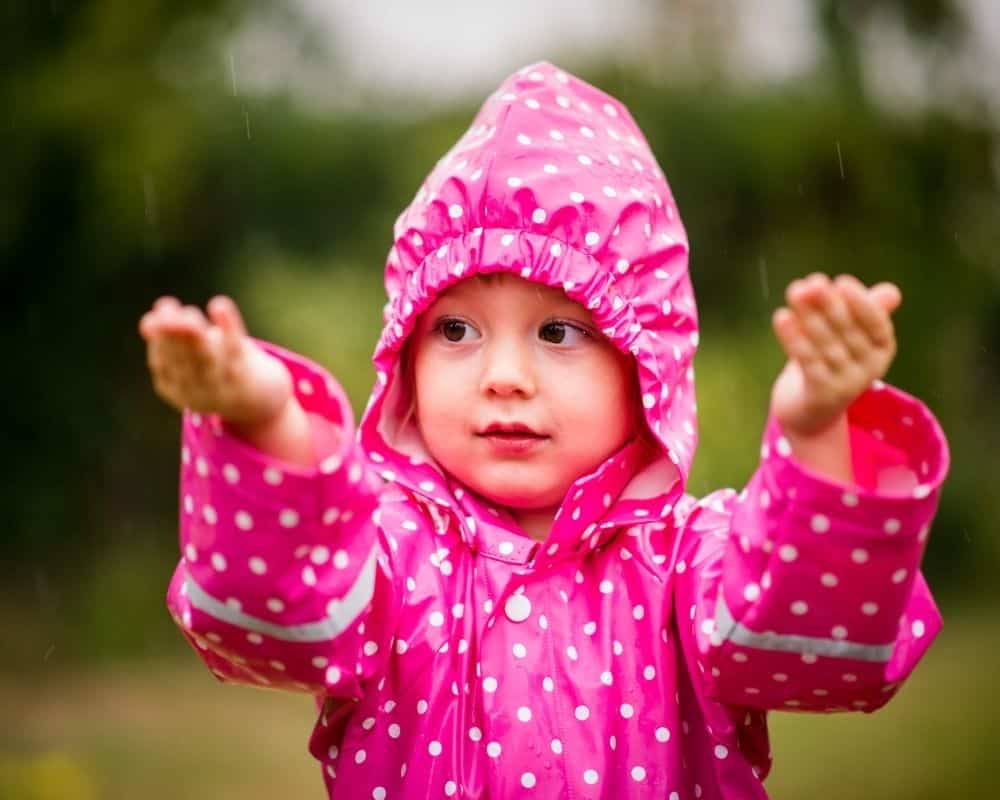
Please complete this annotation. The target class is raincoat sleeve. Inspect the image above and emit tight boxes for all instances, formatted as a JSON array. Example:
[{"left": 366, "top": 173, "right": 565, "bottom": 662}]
[
  {"left": 165, "top": 339, "right": 400, "bottom": 700},
  {"left": 673, "top": 381, "right": 949, "bottom": 712}
]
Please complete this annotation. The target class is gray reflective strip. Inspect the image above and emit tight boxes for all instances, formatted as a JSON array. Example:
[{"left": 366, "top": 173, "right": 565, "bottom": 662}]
[
  {"left": 714, "top": 589, "right": 894, "bottom": 663},
  {"left": 184, "top": 546, "right": 377, "bottom": 643}
]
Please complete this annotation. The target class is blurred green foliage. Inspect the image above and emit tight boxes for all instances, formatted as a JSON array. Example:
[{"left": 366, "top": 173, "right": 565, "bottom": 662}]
[{"left": 2, "top": 0, "right": 997, "bottom": 667}]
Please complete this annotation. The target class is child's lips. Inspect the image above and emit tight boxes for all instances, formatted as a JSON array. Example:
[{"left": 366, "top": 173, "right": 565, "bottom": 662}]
[{"left": 477, "top": 425, "right": 549, "bottom": 454}]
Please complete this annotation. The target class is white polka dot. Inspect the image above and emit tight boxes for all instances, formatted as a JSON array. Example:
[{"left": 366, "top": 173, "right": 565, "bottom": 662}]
[
  {"left": 498, "top": 541, "right": 514, "bottom": 556},
  {"left": 483, "top": 677, "right": 498, "bottom": 693},
  {"left": 861, "top": 602, "right": 879, "bottom": 615},
  {"left": 266, "top": 597, "right": 284, "bottom": 613},
  {"left": 248, "top": 556, "right": 267, "bottom": 575},
  {"left": 744, "top": 583, "right": 761, "bottom": 601},
  {"left": 633, "top": 605, "right": 645, "bottom": 620},
  {"left": 543, "top": 163, "right": 558, "bottom": 174},
  {"left": 575, "top": 705, "right": 590, "bottom": 721},
  {"left": 811, "top": 514, "right": 830, "bottom": 533},
  {"left": 599, "top": 580, "right": 613, "bottom": 594},
  {"left": 448, "top": 205, "right": 463, "bottom": 219},
  {"left": 600, "top": 670, "right": 613, "bottom": 686},
  {"left": 201, "top": 505, "right": 217, "bottom": 525},
  {"left": 821, "top": 572, "right": 839, "bottom": 587},
  {"left": 715, "top": 744, "right": 729, "bottom": 759},
  {"left": 428, "top": 740, "right": 442, "bottom": 756},
  {"left": 776, "top": 437, "right": 792, "bottom": 457},
  {"left": 417, "top": 699, "right": 428, "bottom": 714},
  {"left": 570, "top": 191, "right": 585, "bottom": 203},
  {"left": 263, "top": 467, "right": 283, "bottom": 485},
  {"left": 779, "top": 545, "right": 799, "bottom": 562},
  {"left": 583, "top": 769, "right": 599, "bottom": 785},
  {"left": 429, "top": 611, "right": 445, "bottom": 627},
  {"left": 246, "top": 632, "right": 262, "bottom": 645},
  {"left": 655, "top": 726, "right": 670, "bottom": 742},
  {"left": 513, "top": 643, "right": 527, "bottom": 659},
  {"left": 487, "top": 742, "right": 501, "bottom": 757},
  {"left": 310, "top": 546, "right": 330, "bottom": 565},
  {"left": 354, "top": 749, "right": 366, "bottom": 764},
  {"left": 301, "top": 565, "right": 316, "bottom": 586},
  {"left": 912, "top": 619, "right": 926, "bottom": 638},
  {"left": 279, "top": 509, "right": 299, "bottom": 528},
  {"left": 631, "top": 765, "right": 647, "bottom": 781},
  {"left": 566, "top": 645, "right": 578, "bottom": 660},
  {"left": 234, "top": 510, "right": 253, "bottom": 531},
  {"left": 517, "top": 706, "right": 532, "bottom": 722},
  {"left": 884, "top": 518, "right": 901, "bottom": 534},
  {"left": 521, "top": 773, "right": 536, "bottom": 789},
  {"left": 468, "top": 726, "right": 482, "bottom": 742},
  {"left": 620, "top": 703, "right": 634, "bottom": 719},
  {"left": 790, "top": 601, "right": 809, "bottom": 615},
  {"left": 373, "top": 788, "right": 386, "bottom": 800},
  {"left": 772, "top": 673, "right": 788, "bottom": 682},
  {"left": 550, "top": 242, "right": 563, "bottom": 257},
  {"left": 643, "top": 665, "right": 656, "bottom": 680},
  {"left": 841, "top": 491, "right": 859, "bottom": 506},
  {"left": 831, "top": 625, "right": 848, "bottom": 639},
  {"left": 892, "top": 568, "right": 908, "bottom": 584},
  {"left": 363, "top": 641, "right": 378, "bottom": 656},
  {"left": 851, "top": 548, "right": 869, "bottom": 564},
  {"left": 333, "top": 550, "right": 349, "bottom": 570},
  {"left": 532, "top": 208, "right": 547, "bottom": 223},
  {"left": 210, "top": 552, "right": 227, "bottom": 571}
]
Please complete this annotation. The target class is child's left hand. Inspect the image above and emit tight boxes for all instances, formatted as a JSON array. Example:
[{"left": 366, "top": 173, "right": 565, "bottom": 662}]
[{"left": 770, "top": 273, "right": 901, "bottom": 437}]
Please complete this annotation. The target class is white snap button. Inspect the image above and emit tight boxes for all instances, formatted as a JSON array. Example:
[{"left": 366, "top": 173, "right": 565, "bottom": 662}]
[{"left": 504, "top": 594, "right": 532, "bottom": 623}]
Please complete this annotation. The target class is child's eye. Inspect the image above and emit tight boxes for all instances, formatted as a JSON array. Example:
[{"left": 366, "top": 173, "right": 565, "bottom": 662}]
[
  {"left": 436, "top": 319, "right": 479, "bottom": 342},
  {"left": 539, "top": 321, "right": 590, "bottom": 345}
]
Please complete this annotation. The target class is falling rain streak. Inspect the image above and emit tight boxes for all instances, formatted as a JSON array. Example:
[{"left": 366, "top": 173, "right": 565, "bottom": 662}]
[
  {"left": 836, "top": 140, "right": 845, "bottom": 180},
  {"left": 758, "top": 257, "right": 769, "bottom": 302}
]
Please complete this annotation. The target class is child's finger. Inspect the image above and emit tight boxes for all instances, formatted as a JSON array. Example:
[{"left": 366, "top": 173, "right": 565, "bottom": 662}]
[
  {"left": 798, "top": 277, "right": 872, "bottom": 363},
  {"left": 868, "top": 281, "right": 902, "bottom": 313},
  {"left": 772, "top": 306, "right": 829, "bottom": 381},
  {"left": 785, "top": 279, "right": 851, "bottom": 371},
  {"left": 207, "top": 295, "right": 248, "bottom": 358},
  {"left": 835, "top": 276, "right": 896, "bottom": 348}
]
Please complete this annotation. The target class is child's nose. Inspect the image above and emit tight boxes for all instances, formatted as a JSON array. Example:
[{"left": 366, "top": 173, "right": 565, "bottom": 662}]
[{"left": 479, "top": 339, "right": 537, "bottom": 397}]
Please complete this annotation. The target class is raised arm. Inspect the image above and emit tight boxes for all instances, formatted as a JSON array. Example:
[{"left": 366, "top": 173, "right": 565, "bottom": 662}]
[
  {"left": 674, "top": 273, "right": 949, "bottom": 712},
  {"left": 140, "top": 296, "right": 398, "bottom": 700}
]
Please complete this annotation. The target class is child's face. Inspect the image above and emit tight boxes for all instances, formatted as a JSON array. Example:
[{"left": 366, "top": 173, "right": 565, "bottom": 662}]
[{"left": 411, "top": 273, "right": 636, "bottom": 516}]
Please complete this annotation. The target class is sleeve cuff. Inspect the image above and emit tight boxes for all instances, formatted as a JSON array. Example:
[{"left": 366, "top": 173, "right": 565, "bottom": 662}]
[{"left": 759, "top": 380, "right": 950, "bottom": 539}]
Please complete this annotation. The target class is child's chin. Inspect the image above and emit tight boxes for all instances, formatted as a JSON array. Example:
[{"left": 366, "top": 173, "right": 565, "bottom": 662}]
[{"left": 476, "top": 484, "right": 565, "bottom": 512}]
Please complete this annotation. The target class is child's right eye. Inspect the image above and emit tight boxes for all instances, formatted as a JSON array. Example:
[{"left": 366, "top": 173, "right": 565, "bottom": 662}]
[{"left": 437, "top": 319, "right": 478, "bottom": 342}]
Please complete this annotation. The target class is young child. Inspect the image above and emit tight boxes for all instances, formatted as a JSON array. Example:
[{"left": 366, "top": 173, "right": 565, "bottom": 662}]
[{"left": 140, "top": 62, "right": 949, "bottom": 799}]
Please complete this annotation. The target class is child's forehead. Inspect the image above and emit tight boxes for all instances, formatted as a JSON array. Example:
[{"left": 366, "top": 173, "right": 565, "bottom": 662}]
[{"left": 433, "top": 272, "right": 580, "bottom": 309}]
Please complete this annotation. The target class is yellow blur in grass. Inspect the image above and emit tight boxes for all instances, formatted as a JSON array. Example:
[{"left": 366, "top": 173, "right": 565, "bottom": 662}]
[{"left": 0, "top": 752, "right": 99, "bottom": 800}]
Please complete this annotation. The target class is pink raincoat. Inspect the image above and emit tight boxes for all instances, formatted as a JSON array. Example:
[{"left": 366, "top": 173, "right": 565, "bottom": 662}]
[{"left": 167, "top": 62, "right": 950, "bottom": 798}]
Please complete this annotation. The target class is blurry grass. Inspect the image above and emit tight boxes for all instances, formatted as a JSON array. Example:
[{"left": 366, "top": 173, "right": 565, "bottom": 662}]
[{"left": 2, "top": 608, "right": 995, "bottom": 799}]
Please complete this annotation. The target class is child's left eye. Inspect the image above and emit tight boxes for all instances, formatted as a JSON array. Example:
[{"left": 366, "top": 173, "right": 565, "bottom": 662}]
[{"left": 539, "top": 321, "right": 589, "bottom": 345}]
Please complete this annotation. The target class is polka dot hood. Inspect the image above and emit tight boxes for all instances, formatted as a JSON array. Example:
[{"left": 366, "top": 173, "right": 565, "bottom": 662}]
[{"left": 167, "top": 62, "right": 950, "bottom": 799}]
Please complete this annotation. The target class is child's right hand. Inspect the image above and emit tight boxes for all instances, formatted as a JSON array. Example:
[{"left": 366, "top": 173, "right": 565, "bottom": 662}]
[{"left": 139, "top": 295, "right": 293, "bottom": 429}]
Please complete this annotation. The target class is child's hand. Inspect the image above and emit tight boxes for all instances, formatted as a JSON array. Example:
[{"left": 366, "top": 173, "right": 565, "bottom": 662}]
[
  {"left": 770, "top": 273, "right": 900, "bottom": 437},
  {"left": 139, "top": 295, "right": 293, "bottom": 428}
]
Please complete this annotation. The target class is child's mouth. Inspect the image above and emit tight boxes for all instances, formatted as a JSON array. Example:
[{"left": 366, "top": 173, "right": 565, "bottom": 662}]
[{"left": 478, "top": 424, "right": 548, "bottom": 454}]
